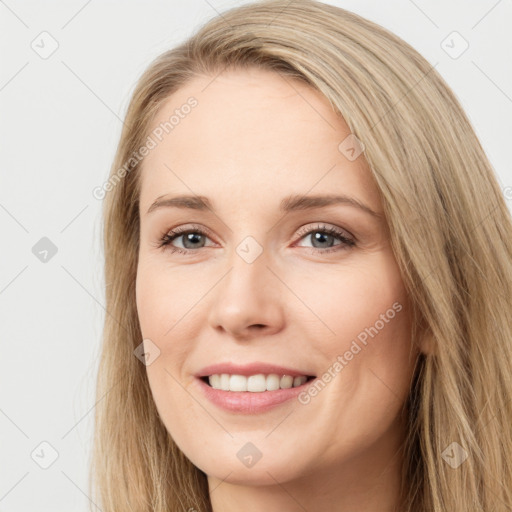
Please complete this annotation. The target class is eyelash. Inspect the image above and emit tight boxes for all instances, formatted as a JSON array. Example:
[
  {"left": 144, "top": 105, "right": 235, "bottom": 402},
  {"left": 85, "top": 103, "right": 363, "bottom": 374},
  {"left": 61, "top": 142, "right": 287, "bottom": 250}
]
[{"left": 155, "top": 223, "right": 356, "bottom": 255}]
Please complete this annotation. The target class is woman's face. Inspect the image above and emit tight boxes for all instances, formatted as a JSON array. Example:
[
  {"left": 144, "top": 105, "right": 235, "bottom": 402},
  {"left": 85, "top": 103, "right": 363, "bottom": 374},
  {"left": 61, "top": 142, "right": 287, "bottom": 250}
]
[{"left": 136, "top": 68, "right": 418, "bottom": 487}]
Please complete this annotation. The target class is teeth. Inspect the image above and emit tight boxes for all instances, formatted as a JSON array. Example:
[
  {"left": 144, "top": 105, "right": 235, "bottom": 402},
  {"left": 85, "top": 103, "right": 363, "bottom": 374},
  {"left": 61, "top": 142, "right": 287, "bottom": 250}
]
[
  {"left": 293, "top": 376, "right": 306, "bottom": 387},
  {"left": 207, "top": 373, "right": 309, "bottom": 392},
  {"left": 247, "top": 374, "right": 266, "bottom": 391},
  {"left": 229, "top": 374, "right": 247, "bottom": 392},
  {"left": 220, "top": 374, "right": 230, "bottom": 391}
]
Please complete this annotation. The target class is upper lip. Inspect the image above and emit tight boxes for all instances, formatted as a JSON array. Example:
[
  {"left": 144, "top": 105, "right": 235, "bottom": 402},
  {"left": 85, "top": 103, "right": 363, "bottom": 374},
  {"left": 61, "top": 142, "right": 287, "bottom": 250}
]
[{"left": 196, "top": 362, "right": 316, "bottom": 378}]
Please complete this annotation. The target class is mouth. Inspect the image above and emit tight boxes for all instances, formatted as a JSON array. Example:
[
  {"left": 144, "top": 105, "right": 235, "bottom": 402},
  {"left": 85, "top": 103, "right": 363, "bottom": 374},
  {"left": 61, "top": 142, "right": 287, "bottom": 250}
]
[
  {"left": 195, "top": 362, "right": 317, "bottom": 413},
  {"left": 200, "top": 373, "right": 316, "bottom": 392}
]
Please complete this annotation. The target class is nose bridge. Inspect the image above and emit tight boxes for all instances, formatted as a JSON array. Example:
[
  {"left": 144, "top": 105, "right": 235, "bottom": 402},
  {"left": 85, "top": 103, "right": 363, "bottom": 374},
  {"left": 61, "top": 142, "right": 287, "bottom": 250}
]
[{"left": 223, "top": 237, "right": 273, "bottom": 306}]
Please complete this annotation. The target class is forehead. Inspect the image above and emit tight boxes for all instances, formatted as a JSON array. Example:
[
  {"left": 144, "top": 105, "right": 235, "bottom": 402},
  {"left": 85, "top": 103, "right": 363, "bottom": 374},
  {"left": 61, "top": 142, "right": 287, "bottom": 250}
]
[{"left": 138, "top": 68, "right": 381, "bottom": 214}]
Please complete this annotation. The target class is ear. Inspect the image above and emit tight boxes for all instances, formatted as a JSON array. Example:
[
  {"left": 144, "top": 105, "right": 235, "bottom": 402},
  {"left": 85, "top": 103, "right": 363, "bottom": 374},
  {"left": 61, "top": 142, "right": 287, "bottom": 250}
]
[{"left": 418, "top": 329, "right": 436, "bottom": 356}]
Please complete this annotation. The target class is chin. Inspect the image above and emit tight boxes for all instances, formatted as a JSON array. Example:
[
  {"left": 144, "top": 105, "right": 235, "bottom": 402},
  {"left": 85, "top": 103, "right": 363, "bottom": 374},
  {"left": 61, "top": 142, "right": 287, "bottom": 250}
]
[{"left": 186, "top": 445, "right": 310, "bottom": 486}]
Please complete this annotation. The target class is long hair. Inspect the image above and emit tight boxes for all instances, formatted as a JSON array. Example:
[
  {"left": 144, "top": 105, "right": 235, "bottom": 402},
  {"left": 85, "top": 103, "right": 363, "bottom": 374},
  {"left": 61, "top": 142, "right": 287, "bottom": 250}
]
[{"left": 90, "top": 1, "right": 512, "bottom": 510}]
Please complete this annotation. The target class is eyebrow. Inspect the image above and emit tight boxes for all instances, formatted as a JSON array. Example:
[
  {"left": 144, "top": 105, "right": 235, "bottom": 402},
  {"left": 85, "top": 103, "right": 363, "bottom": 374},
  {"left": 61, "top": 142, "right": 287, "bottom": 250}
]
[{"left": 146, "top": 193, "right": 383, "bottom": 219}]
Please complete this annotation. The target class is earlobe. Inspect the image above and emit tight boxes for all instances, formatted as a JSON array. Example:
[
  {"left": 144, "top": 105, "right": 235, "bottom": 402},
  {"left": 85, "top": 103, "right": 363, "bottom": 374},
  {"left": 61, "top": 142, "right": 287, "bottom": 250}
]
[{"left": 419, "top": 330, "right": 436, "bottom": 356}]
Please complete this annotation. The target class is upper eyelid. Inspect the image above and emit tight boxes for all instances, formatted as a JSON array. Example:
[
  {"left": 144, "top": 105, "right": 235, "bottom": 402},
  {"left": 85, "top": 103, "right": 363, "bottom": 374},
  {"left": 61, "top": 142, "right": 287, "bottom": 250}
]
[{"left": 296, "top": 223, "right": 353, "bottom": 238}]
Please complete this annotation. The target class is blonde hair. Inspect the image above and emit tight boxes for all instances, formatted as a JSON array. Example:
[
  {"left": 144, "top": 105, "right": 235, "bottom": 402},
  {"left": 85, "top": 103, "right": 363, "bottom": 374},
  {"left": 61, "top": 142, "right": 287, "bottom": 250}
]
[{"left": 91, "top": 1, "right": 512, "bottom": 510}]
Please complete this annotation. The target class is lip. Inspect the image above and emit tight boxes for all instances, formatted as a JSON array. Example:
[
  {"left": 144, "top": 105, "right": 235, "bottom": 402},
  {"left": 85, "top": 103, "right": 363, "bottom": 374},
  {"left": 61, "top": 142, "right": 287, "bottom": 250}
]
[
  {"left": 194, "top": 362, "right": 317, "bottom": 414},
  {"left": 195, "top": 362, "right": 315, "bottom": 378},
  {"left": 195, "top": 375, "right": 315, "bottom": 414}
]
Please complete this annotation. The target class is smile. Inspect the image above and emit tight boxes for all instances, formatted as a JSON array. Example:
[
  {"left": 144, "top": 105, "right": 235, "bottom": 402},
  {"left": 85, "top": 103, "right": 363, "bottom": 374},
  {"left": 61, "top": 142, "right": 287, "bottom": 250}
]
[{"left": 204, "top": 373, "right": 315, "bottom": 392}]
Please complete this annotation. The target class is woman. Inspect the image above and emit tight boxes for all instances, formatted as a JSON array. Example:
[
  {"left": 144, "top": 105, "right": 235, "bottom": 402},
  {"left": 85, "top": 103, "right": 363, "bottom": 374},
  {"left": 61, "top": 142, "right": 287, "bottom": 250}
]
[{"left": 90, "top": 1, "right": 512, "bottom": 510}]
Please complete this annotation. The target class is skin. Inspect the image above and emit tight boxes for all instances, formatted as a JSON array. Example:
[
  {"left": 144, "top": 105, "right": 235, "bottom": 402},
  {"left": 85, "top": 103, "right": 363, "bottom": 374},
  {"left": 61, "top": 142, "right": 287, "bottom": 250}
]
[{"left": 135, "top": 68, "right": 422, "bottom": 512}]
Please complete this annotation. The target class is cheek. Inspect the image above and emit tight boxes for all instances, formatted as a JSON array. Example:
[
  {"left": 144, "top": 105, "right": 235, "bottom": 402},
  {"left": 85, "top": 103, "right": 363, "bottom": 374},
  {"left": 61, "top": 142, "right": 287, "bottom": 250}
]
[
  {"left": 135, "top": 259, "right": 203, "bottom": 417},
  {"left": 135, "top": 269, "right": 194, "bottom": 451},
  {"left": 135, "top": 259, "right": 199, "bottom": 339},
  {"left": 302, "top": 257, "right": 408, "bottom": 351},
  {"left": 135, "top": 264, "right": 195, "bottom": 390},
  {"left": 309, "top": 295, "right": 414, "bottom": 465},
  {"left": 308, "top": 258, "right": 414, "bottom": 420},
  {"left": 135, "top": 261, "right": 160, "bottom": 337}
]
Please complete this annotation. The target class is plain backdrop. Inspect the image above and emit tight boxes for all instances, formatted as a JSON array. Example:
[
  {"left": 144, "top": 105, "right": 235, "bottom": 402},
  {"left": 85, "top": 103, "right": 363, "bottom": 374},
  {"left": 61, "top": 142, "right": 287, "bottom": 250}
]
[{"left": 1, "top": 1, "right": 511, "bottom": 510}]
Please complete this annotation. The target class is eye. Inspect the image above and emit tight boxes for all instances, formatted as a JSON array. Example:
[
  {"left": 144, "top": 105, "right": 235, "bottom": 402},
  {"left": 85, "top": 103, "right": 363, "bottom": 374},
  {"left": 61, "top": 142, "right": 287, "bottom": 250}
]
[
  {"left": 156, "top": 224, "right": 215, "bottom": 255},
  {"left": 154, "top": 223, "right": 356, "bottom": 255},
  {"left": 294, "top": 223, "right": 356, "bottom": 254}
]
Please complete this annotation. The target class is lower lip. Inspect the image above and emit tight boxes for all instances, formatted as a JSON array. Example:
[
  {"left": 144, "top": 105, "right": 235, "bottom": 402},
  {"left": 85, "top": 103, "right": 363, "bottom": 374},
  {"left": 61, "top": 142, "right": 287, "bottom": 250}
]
[{"left": 196, "top": 377, "right": 314, "bottom": 414}]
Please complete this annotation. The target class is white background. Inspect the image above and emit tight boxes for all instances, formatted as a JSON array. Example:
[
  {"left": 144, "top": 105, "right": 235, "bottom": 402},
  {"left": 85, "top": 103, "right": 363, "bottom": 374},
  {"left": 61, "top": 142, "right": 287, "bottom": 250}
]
[{"left": 1, "top": 0, "right": 511, "bottom": 510}]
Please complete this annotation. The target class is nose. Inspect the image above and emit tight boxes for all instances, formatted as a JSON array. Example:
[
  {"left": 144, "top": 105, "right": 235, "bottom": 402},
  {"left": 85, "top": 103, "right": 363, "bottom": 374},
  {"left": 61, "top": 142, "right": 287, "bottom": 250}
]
[{"left": 207, "top": 246, "right": 285, "bottom": 341}]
